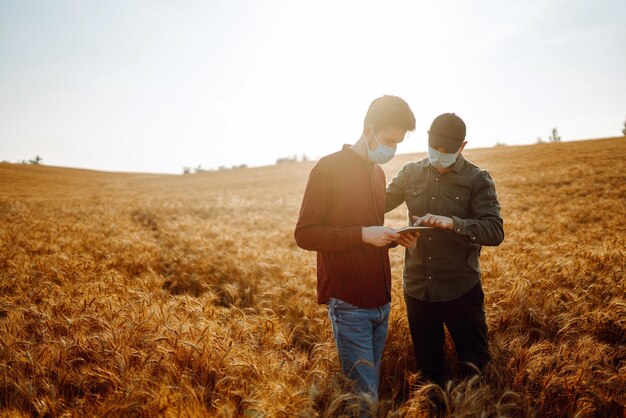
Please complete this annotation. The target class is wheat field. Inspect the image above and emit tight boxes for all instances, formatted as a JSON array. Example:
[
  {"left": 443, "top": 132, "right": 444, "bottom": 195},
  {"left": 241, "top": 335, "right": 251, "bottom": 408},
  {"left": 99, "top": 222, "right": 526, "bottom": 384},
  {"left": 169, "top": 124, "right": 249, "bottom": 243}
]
[{"left": 1, "top": 137, "right": 624, "bottom": 417}]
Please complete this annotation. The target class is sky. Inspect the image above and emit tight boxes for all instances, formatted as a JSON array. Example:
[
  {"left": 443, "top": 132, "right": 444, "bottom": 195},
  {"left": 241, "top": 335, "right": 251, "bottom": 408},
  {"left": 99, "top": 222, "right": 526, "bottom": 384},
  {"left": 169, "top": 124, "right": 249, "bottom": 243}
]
[{"left": 1, "top": 0, "right": 625, "bottom": 174}]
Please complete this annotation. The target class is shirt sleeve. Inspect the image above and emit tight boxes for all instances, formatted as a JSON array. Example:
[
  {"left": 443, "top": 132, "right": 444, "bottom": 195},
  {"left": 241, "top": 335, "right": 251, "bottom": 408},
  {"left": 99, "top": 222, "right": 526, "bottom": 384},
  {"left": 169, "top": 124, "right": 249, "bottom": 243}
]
[
  {"left": 451, "top": 171, "right": 504, "bottom": 246},
  {"left": 385, "top": 164, "right": 407, "bottom": 213},
  {"left": 294, "top": 161, "right": 363, "bottom": 252}
]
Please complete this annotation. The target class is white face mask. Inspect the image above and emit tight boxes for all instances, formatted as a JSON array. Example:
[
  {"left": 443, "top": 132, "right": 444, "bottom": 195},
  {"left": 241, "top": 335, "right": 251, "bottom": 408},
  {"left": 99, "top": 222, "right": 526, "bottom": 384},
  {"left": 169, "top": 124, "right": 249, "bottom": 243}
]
[
  {"left": 367, "top": 131, "right": 396, "bottom": 164},
  {"left": 428, "top": 145, "right": 459, "bottom": 169}
]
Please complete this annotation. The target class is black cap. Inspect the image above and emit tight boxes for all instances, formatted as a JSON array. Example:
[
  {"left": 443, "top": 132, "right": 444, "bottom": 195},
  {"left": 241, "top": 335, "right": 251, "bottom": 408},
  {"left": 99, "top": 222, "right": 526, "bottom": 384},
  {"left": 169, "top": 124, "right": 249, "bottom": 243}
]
[{"left": 428, "top": 113, "right": 466, "bottom": 153}]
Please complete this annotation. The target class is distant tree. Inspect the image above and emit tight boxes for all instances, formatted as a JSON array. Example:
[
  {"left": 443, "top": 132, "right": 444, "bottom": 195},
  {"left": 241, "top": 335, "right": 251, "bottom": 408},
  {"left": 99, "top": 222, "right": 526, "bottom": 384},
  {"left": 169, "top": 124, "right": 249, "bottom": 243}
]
[
  {"left": 276, "top": 155, "right": 298, "bottom": 164},
  {"left": 232, "top": 164, "right": 247, "bottom": 169},
  {"left": 301, "top": 153, "right": 309, "bottom": 161},
  {"left": 494, "top": 141, "right": 507, "bottom": 147},
  {"left": 622, "top": 115, "right": 626, "bottom": 135},
  {"left": 194, "top": 164, "right": 207, "bottom": 173},
  {"left": 182, "top": 166, "right": 191, "bottom": 174},
  {"left": 536, "top": 137, "right": 545, "bottom": 144},
  {"left": 548, "top": 128, "right": 561, "bottom": 143},
  {"left": 28, "top": 155, "right": 42, "bottom": 164}
]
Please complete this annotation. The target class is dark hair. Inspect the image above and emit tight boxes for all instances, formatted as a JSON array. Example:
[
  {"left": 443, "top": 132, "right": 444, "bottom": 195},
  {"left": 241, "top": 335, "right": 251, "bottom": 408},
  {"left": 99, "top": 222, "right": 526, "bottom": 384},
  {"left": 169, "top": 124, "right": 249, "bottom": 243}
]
[{"left": 364, "top": 95, "right": 416, "bottom": 132}]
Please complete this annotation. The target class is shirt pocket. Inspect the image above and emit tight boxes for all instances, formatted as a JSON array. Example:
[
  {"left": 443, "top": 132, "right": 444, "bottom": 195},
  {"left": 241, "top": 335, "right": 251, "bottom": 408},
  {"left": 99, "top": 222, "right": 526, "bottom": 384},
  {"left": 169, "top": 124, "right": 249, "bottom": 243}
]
[
  {"left": 444, "top": 187, "right": 471, "bottom": 218},
  {"left": 404, "top": 187, "right": 427, "bottom": 215}
]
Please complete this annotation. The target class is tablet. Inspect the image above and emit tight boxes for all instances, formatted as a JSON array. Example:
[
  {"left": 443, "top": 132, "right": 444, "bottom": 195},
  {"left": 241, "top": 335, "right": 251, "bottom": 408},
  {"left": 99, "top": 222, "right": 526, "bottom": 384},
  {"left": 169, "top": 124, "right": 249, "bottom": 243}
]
[{"left": 396, "top": 226, "right": 435, "bottom": 234}]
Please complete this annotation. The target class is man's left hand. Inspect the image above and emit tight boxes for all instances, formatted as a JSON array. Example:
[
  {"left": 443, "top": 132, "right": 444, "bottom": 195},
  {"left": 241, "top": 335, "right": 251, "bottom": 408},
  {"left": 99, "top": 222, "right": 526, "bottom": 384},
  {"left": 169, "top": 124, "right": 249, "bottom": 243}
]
[{"left": 394, "top": 232, "right": 419, "bottom": 248}]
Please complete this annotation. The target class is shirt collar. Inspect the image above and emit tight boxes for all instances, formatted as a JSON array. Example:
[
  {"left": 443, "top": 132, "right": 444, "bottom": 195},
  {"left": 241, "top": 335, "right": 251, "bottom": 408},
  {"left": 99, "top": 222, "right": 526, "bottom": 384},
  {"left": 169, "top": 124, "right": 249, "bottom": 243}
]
[{"left": 342, "top": 144, "right": 375, "bottom": 169}]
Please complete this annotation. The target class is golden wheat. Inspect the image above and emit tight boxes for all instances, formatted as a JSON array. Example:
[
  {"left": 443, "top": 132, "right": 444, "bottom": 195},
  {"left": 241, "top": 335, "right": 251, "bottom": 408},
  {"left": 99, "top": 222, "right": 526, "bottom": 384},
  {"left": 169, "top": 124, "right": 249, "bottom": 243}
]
[{"left": 1, "top": 137, "right": 624, "bottom": 417}]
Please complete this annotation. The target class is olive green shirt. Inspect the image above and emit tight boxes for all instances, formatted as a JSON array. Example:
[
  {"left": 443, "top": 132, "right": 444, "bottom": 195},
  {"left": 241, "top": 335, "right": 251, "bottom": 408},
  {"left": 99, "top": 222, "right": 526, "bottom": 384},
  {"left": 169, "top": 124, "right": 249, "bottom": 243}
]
[{"left": 385, "top": 154, "right": 504, "bottom": 302}]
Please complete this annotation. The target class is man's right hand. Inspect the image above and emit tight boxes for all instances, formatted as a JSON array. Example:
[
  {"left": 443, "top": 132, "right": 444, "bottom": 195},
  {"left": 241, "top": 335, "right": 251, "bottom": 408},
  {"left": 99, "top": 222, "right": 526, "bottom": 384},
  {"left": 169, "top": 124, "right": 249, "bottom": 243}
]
[
  {"left": 362, "top": 226, "right": 401, "bottom": 247},
  {"left": 412, "top": 214, "right": 453, "bottom": 230}
]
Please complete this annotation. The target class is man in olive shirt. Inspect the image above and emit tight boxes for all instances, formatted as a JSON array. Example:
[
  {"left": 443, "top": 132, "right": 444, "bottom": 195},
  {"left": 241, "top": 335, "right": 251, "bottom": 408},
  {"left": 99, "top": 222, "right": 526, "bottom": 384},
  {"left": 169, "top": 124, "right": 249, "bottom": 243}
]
[{"left": 385, "top": 113, "right": 504, "bottom": 385}]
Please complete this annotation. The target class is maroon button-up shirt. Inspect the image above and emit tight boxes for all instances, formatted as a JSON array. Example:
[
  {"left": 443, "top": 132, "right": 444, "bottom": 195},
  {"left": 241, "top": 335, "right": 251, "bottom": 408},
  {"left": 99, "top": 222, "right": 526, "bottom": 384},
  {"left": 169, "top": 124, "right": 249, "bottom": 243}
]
[{"left": 294, "top": 145, "right": 392, "bottom": 308}]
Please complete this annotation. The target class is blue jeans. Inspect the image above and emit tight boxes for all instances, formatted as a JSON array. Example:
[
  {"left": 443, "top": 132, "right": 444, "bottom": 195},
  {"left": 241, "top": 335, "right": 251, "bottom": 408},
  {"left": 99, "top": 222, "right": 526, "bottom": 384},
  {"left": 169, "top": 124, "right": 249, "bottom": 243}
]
[{"left": 327, "top": 298, "right": 390, "bottom": 412}]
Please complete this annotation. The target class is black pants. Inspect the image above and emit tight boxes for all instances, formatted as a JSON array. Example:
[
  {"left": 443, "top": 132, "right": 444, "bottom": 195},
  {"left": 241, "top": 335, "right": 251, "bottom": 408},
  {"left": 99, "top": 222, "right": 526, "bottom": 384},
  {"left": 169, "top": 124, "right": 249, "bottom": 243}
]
[{"left": 404, "top": 283, "right": 490, "bottom": 385}]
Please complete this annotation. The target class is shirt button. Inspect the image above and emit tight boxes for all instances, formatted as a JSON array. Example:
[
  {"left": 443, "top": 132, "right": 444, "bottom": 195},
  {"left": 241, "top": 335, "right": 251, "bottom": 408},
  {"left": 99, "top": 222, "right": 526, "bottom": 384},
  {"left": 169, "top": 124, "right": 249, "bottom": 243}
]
[
  {"left": 472, "top": 237, "right": 476, "bottom": 240},
  {"left": 457, "top": 229, "right": 461, "bottom": 232},
  {"left": 428, "top": 276, "right": 432, "bottom": 280},
  {"left": 435, "top": 178, "right": 439, "bottom": 181},
  {"left": 428, "top": 237, "right": 432, "bottom": 241},
  {"left": 428, "top": 256, "right": 432, "bottom": 260},
  {"left": 431, "top": 196, "right": 435, "bottom": 200}
]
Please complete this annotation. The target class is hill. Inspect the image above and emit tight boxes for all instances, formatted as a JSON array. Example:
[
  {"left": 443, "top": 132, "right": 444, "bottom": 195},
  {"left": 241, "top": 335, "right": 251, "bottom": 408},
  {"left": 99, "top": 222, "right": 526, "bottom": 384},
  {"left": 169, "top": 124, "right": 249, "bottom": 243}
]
[{"left": 0, "top": 137, "right": 624, "bottom": 416}]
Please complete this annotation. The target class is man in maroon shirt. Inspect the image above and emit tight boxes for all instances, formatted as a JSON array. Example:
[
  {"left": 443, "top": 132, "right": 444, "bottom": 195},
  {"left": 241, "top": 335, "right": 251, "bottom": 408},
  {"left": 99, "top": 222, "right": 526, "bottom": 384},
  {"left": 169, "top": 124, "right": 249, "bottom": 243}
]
[{"left": 294, "top": 95, "right": 416, "bottom": 415}]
